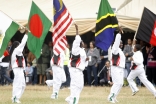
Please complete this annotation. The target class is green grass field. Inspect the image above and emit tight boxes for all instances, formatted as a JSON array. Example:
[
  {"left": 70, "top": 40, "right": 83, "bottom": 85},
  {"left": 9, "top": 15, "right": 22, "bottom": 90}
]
[{"left": 0, "top": 85, "right": 156, "bottom": 104}]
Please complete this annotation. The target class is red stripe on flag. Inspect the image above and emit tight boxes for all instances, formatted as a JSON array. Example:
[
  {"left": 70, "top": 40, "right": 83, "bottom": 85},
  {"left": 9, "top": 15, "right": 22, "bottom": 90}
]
[
  {"left": 54, "top": 48, "right": 60, "bottom": 55},
  {"left": 58, "top": 42, "right": 66, "bottom": 51},
  {"left": 61, "top": 36, "right": 67, "bottom": 46},
  {"left": 53, "top": 17, "right": 73, "bottom": 45},
  {"left": 53, "top": 13, "right": 71, "bottom": 43},
  {"left": 53, "top": 11, "right": 69, "bottom": 37},
  {"left": 52, "top": 1, "right": 73, "bottom": 55},
  {"left": 54, "top": 8, "right": 67, "bottom": 26}
]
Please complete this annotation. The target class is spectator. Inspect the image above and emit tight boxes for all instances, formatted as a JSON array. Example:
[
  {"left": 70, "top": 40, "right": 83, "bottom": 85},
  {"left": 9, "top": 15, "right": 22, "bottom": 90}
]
[
  {"left": 23, "top": 46, "right": 29, "bottom": 66},
  {"left": 45, "top": 41, "right": 53, "bottom": 81},
  {"left": 0, "top": 50, "right": 13, "bottom": 85},
  {"left": 100, "top": 60, "right": 113, "bottom": 86},
  {"left": 37, "top": 43, "right": 50, "bottom": 85},
  {"left": 61, "top": 44, "right": 70, "bottom": 88},
  {"left": 87, "top": 41, "right": 100, "bottom": 86},
  {"left": 146, "top": 45, "right": 156, "bottom": 84},
  {"left": 140, "top": 41, "right": 148, "bottom": 66},
  {"left": 99, "top": 49, "right": 108, "bottom": 81},
  {"left": 83, "top": 43, "right": 88, "bottom": 85},
  {"left": 27, "top": 52, "right": 37, "bottom": 85},
  {"left": 32, "top": 58, "right": 38, "bottom": 85},
  {"left": 25, "top": 62, "right": 33, "bottom": 84},
  {"left": 123, "top": 39, "right": 133, "bottom": 86},
  {"left": 6, "top": 41, "right": 13, "bottom": 82}
]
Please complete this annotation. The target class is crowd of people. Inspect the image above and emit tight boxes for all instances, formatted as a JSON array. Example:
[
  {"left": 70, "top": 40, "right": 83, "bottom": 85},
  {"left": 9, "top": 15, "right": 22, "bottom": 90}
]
[{"left": 0, "top": 27, "right": 156, "bottom": 103}]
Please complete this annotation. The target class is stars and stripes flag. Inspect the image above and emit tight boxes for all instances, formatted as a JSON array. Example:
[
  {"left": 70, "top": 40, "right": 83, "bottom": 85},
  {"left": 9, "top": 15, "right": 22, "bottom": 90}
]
[{"left": 53, "top": 0, "right": 73, "bottom": 55}]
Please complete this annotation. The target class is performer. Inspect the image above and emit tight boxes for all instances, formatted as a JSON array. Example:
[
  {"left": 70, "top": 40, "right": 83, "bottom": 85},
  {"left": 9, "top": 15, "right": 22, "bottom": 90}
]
[
  {"left": 127, "top": 44, "right": 156, "bottom": 97},
  {"left": 65, "top": 24, "right": 87, "bottom": 104},
  {"left": 0, "top": 50, "right": 13, "bottom": 85},
  {"left": 50, "top": 51, "right": 66, "bottom": 99},
  {"left": 108, "top": 33, "right": 125, "bottom": 103},
  {"left": 10, "top": 29, "right": 28, "bottom": 103}
]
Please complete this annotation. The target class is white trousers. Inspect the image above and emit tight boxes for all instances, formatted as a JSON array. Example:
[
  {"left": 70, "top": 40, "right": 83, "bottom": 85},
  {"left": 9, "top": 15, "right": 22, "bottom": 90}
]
[
  {"left": 108, "top": 66, "right": 124, "bottom": 98},
  {"left": 12, "top": 68, "right": 26, "bottom": 100},
  {"left": 52, "top": 65, "right": 66, "bottom": 95},
  {"left": 46, "top": 80, "right": 53, "bottom": 87},
  {"left": 127, "top": 68, "right": 156, "bottom": 95},
  {"left": 66, "top": 67, "right": 84, "bottom": 104}
]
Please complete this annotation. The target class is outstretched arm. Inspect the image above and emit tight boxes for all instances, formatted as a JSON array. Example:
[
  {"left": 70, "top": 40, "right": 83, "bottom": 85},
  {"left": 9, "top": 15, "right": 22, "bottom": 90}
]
[
  {"left": 72, "top": 24, "right": 81, "bottom": 55},
  {"left": 14, "top": 30, "right": 28, "bottom": 55}
]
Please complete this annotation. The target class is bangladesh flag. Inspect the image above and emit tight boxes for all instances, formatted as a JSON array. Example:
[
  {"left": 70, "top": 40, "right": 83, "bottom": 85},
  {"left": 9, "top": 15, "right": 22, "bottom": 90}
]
[
  {"left": 27, "top": 1, "right": 52, "bottom": 59},
  {"left": 136, "top": 7, "right": 156, "bottom": 46},
  {"left": 0, "top": 11, "right": 19, "bottom": 57}
]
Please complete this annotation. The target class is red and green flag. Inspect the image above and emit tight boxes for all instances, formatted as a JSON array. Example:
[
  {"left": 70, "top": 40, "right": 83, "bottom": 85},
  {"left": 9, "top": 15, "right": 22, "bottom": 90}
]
[
  {"left": 27, "top": 1, "right": 52, "bottom": 58},
  {"left": 136, "top": 7, "right": 156, "bottom": 46}
]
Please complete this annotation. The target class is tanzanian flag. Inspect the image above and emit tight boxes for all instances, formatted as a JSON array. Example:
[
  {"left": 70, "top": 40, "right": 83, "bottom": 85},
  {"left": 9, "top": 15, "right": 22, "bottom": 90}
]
[
  {"left": 95, "top": 0, "right": 118, "bottom": 51},
  {"left": 136, "top": 7, "right": 156, "bottom": 46}
]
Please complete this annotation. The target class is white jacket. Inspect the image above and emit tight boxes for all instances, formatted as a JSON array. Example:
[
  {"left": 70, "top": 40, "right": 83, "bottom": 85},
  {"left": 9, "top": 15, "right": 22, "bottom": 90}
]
[
  {"left": 11, "top": 34, "right": 27, "bottom": 69},
  {"left": 0, "top": 50, "right": 10, "bottom": 67},
  {"left": 132, "top": 51, "right": 144, "bottom": 69},
  {"left": 110, "top": 33, "right": 125, "bottom": 68},
  {"left": 68, "top": 35, "right": 87, "bottom": 71}
]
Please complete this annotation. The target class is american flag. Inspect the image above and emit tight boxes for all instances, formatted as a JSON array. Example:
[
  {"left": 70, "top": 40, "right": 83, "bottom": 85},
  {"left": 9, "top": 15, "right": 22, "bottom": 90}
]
[{"left": 53, "top": 0, "right": 73, "bottom": 55}]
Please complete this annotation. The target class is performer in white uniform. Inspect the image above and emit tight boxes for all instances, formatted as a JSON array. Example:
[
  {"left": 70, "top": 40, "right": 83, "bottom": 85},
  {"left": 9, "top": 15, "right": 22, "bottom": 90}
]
[
  {"left": 65, "top": 24, "right": 87, "bottom": 104},
  {"left": 127, "top": 44, "right": 156, "bottom": 97},
  {"left": 50, "top": 52, "right": 66, "bottom": 99},
  {"left": 108, "top": 33, "right": 125, "bottom": 103},
  {"left": 10, "top": 32, "right": 28, "bottom": 103}
]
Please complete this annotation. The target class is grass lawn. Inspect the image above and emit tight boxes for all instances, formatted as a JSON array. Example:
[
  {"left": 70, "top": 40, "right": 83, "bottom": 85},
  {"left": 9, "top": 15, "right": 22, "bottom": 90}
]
[{"left": 0, "top": 85, "right": 156, "bottom": 104}]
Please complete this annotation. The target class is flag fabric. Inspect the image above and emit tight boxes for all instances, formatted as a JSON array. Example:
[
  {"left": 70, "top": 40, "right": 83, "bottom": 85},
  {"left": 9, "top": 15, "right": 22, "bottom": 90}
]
[
  {"left": 27, "top": 1, "right": 52, "bottom": 59},
  {"left": 53, "top": 0, "right": 73, "bottom": 55},
  {"left": 0, "top": 11, "right": 19, "bottom": 57},
  {"left": 95, "top": 0, "right": 118, "bottom": 51},
  {"left": 136, "top": 7, "right": 156, "bottom": 46}
]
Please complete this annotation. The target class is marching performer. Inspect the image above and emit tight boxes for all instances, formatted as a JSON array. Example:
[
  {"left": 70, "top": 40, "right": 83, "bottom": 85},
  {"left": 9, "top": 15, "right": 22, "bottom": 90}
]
[
  {"left": 49, "top": 51, "right": 66, "bottom": 99},
  {"left": 108, "top": 33, "right": 125, "bottom": 103},
  {"left": 0, "top": 50, "right": 13, "bottom": 85},
  {"left": 65, "top": 24, "right": 87, "bottom": 104},
  {"left": 127, "top": 44, "right": 156, "bottom": 97},
  {"left": 10, "top": 29, "right": 28, "bottom": 103}
]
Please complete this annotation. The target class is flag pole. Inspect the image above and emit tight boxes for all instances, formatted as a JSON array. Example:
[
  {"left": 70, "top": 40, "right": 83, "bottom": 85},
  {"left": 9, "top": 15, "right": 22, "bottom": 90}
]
[{"left": 0, "top": 10, "right": 30, "bottom": 32}]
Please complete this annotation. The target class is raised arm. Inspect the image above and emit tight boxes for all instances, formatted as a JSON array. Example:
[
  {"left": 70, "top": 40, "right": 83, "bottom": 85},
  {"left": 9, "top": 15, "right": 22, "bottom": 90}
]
[
  {"left": 72, "top": 24, "right": 82, "bottom": 55},
  {"left": 112, "top": 33, "right": 121, "bottom": 55},
  {"left": 14, "top": 34, "right": 28, "bottom": 55}
]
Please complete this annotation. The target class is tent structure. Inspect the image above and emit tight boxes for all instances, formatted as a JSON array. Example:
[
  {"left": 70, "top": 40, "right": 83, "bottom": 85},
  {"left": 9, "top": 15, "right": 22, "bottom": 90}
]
[{"left": 0, "top": 0, "right": 156, "bottom": 36}]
